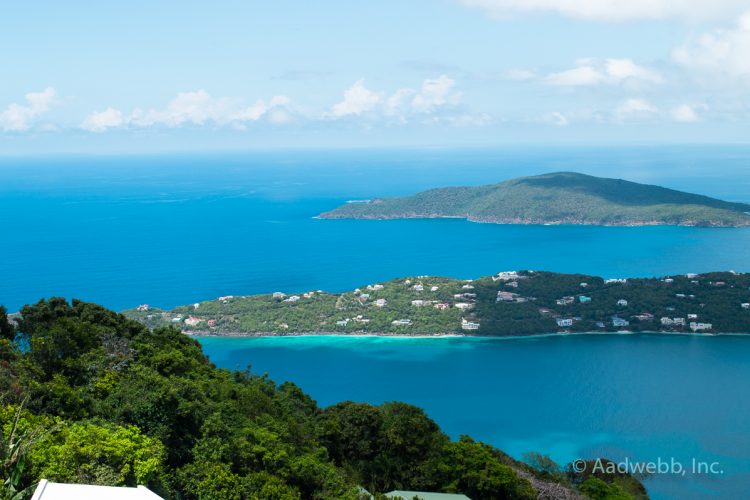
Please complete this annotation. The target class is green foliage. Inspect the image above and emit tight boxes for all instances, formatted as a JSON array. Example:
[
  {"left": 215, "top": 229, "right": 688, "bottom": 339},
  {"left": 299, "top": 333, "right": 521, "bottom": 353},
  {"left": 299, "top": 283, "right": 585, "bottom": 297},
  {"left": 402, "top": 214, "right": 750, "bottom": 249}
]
[
  {"left": 438, "top": 437, "right": 535, "bottom": 500},
  {"left": 125, "top": 270, "right": 750, "bottom": 338},
  {"left": 0, "top": 307, "right": 14, "bottom": 342},
  {"left": 0, "top": 298, "right": 646, "bottom": 499},
  {"left": 319, "top": 172, "right": 750, "bottom": 227},
  {"left": 29, "top": 422, "right": 166, "bottom": 490}
]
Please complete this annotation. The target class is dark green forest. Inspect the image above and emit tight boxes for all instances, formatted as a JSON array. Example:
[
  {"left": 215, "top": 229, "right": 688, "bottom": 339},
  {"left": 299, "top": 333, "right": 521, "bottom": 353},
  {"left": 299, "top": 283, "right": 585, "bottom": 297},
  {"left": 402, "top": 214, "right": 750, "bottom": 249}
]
[
  {"left": 318, "top": 172, "right": 750, "bottom": 227},
  {"left": 0, "top": 300, "right": 646, "bottom": 499}
]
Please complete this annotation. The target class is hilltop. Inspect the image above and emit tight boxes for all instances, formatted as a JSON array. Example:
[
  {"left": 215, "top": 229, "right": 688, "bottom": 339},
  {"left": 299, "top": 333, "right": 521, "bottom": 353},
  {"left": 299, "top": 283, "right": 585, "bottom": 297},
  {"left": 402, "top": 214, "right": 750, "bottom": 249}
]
[
  {"left": 318, "top": 172, "right": 750, "bottom": 227},
  {"left": 124, "top": 271, "right": 750, "bottom": 337},
  {"left": 0, "top": 300, "right": 647, "bottom": 499}
]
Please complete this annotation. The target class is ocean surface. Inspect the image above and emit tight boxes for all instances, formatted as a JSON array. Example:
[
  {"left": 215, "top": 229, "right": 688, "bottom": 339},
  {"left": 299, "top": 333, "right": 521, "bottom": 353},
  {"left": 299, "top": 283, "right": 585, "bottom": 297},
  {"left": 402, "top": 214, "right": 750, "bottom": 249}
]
[
  {"left": 2, "top": 146, "right": 750, "bottom": 499},
  {"left": 199, "top": 333, "right": 750, "bottom": 500},
  {"left": 1, "top": 146, "right": 750, "bottom": 312}
]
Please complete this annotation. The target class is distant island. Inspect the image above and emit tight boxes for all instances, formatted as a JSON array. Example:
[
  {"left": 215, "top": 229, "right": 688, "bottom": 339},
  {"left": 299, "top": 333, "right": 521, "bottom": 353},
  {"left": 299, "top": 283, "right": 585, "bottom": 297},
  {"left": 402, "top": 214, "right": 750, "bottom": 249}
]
[
  {"left": 318, "top": 172, "right": 750, "bottom": 227},
  {"left": 124, "top": 271, "right": 750, "bottom": 337}
]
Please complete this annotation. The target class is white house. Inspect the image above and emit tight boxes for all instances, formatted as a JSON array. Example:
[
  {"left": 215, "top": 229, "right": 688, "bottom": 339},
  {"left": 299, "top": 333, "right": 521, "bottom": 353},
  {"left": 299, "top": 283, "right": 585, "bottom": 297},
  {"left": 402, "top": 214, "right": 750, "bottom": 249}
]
[
  {"left": 660, "top": 317, "right": 674, "bottom": 326},
  {"left": 374, "top": 298, "right": 387, "bottom": 307},
  {"left": 556, "top": 318, "right": 573, "bottom": 327},
  {"left": 272, "top": 292, "right": 286, "bottom": 299},
  {"left": 454, "top": 302, "right": 473, "bottom": 310},
  {"left": 742, "top": 303, "right": 750, "bottom": 310},
  {"left": 430, "top": 286, "right": 440, "bottom": 292},
  {"left": 392, "top": 319, "right": 412, "bottom": 326},
  {"left": 411, "top": 300, "right": 426, "bottom": 307},
  {"left": 184, "top": 316, "right": 202, "bottom": 327},
  {"left": 690, "top": 322, "right": 712, "bottom": 332},
  {"left": 461, "top": 318, "right": 480, "bottom": 330},
  {"left": 617, "top": 299, "right": 628, "bottom": 306},
  {"left": 284, "top": 295, "right": 300, "bottom": 303},
  {"left": 412, "top": 284, "right": 424, "bottom": 291},
  {"left": 31, "top": 480, "right": 163, "bottom": 500}
]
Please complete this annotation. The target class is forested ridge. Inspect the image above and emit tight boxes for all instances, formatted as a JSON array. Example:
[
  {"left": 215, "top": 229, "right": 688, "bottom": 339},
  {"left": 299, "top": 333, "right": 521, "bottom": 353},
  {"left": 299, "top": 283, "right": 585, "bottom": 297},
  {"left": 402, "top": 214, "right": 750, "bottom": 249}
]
[
  {"left": 124, "top": 271, "right": 750, "bottom": 337},
  {"left": 319, "top": 172, "right": 750, "bottom": 227},
  {"left": 0, "top": 299, "right": 646, "bottom": 499}
]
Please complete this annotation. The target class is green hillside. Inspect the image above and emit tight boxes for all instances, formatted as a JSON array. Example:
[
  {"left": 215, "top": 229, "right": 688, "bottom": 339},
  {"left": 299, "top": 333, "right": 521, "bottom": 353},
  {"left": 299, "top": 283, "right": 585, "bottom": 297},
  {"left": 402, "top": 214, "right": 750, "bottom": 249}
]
[
  {"left": 124, "top": 271, "right": 750, "bottom": 337},
  {"left": 0, "top": 300, "right": 646, "bottom": 499},
  {"left": 318, "top": 172, "right": 750, "bottom": 226}
]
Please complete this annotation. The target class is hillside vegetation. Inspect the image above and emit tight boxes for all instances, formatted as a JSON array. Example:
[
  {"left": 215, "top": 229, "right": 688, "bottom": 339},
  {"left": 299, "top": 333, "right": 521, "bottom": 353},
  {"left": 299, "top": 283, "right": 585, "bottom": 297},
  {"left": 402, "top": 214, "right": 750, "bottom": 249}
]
[
  {"left": 318, "top": 172, "right": 750, "bottom": 226},
  {"left": 0, "top": 301, "right": 646, "bottom": 499},
  {"left": 124, "top": 271, "right": 750, "bottom": 337}
]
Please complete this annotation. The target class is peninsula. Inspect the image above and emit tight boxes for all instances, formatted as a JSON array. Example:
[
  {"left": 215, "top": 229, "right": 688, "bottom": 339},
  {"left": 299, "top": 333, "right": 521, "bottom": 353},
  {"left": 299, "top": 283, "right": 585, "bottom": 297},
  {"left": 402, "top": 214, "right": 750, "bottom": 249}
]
[
  {"left": 124, "top": 271, "right": 750, "bottom": 337},
  {"left": 318, "top": 172, "right": 750, "bottom": 227}
]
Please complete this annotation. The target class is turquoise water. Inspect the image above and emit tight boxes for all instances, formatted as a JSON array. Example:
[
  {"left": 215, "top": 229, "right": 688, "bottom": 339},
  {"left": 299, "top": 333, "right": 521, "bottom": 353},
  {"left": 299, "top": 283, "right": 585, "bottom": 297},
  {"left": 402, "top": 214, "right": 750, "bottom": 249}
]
[
  {"left": 2, "top": 147, "right": 750, "bottom": 498},
  {"left": 199, "top": 333, "right": 750, "bottom": 499},
  {"left": 1, "top": 147, "right": 750, "bottom": 312}
]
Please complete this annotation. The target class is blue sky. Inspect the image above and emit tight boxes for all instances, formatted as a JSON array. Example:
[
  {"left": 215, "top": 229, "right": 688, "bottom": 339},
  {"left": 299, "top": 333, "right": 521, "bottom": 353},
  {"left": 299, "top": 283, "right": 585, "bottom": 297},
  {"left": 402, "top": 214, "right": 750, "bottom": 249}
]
[{"left": 1, "top": 0, "right": 749, "bottom": 152}]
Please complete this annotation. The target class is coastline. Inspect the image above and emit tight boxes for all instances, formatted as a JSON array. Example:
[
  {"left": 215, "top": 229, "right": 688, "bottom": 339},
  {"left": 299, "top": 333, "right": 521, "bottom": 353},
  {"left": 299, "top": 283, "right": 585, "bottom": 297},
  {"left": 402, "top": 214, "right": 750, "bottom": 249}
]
[
  {"left": 317, "top": 213, "right": 750, "bottom": 228},
  {"left": 186, "top": 330, "right": 750, "bottom": 340}
]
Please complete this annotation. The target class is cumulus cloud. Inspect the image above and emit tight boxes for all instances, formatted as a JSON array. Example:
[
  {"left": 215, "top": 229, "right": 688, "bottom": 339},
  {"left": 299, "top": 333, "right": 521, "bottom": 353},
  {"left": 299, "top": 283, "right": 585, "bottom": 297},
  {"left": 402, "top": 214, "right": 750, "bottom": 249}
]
[
  {"left": 614, "top": 98, "right": 658, "bottom": 121},
  {"left": 327, "top": 79, "right": 383, "bottom": 117},
  {"left": 328, "top": 76, "right": 465, "bottom": 123},
  {"left": 458, "top": 0, "right": 748, "bottom": 22},
  {"left": 81, "top": 107, "right": 125, "bottom": 132},
  {"left": 673, "top": 11, "right": 750, "bottom": 77},
  {"left": 544, "top": 58, "right": 663, "bottom": 86},
  {"left": 81, "top": 90, "right": 293, "bottom": 131},
  {"left": 0, "top": 87, "right": 56, "bottom": 132},
  {"left": 671, "top": 104, "right": 702, "bottom": 122},
  {"left": 410, "top": 75, "right": 462, "bottom": 112}
]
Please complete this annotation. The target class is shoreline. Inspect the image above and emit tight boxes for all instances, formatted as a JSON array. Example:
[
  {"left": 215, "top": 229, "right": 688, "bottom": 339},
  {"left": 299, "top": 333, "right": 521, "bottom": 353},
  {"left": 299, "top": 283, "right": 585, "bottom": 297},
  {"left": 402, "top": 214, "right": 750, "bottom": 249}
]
[
  {"left": 186, "top": 330, "right": 750, "bottom": 340},
  {"left": 317, "top": 213, "right": 750, "bottom": 228}
]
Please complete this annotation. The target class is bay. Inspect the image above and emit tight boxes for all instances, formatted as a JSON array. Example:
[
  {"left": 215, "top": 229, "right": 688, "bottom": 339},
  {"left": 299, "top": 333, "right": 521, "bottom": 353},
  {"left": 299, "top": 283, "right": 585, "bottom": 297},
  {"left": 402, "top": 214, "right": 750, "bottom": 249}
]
[{"left": 199, "top": 333, "right": 750, "bottom": 500}]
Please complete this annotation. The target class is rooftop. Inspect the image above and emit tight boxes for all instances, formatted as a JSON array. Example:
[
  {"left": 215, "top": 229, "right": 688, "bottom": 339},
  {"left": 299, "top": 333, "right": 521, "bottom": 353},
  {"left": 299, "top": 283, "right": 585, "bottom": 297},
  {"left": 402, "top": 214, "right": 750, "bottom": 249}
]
[
  {"left": 31, "top": 480, "right": 163, "bottom": 500},
  {"left": 385, "top": 492, "right": 471, "bottom": 500}
]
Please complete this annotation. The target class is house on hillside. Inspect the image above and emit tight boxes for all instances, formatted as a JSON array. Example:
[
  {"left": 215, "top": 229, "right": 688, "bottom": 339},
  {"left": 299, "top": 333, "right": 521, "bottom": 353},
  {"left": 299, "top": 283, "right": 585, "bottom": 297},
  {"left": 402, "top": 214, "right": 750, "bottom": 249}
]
[
  {"left": 461, "top": 318, "right": 480, "bottom": 330},
  {"left": 579, "top": 296, "right": 591, "bottom": 303},
  {"left": 392, "top": 319, "right": 412, "bottom": 326},
  {"left": 496, "top": 291, "right": 518, "bottom": 302},
  {"left": 556, "top": 318, "right": 573, "bottom": 327},
  {"left": 617, "top": 299, "right": 628, "bottom": 307},
  {"left": 742, "top": 303, "right": 750, "bottom": 310},
  {"left": 375, "top": 298, "right": 387, "bottom": 307},
  {"left": 690, "top": 322, "right": 712, "bottom": 332},
  {"left": 184, "top": 316, "right": 202, "bottom": 327},
  {"left": 612, "top": 316, "right": 630, "bottom": 328}
]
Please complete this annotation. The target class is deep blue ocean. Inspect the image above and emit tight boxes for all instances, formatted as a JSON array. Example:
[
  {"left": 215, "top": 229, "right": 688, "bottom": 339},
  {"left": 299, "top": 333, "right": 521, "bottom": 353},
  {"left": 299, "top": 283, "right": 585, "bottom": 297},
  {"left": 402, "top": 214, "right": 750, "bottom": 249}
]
[{"left": 2, "top": 146, "right": 750, "bottom": 498}]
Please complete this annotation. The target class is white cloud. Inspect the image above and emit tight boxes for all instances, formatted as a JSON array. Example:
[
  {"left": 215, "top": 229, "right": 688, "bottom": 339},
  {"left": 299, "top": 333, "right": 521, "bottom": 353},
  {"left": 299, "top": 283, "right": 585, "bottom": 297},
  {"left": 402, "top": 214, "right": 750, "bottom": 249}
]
[
  {"left": 544, "top": 58, "right": 662, "bottom": 86},
  {"left": 329, "top": 76, "right": 465, "bottom": 123},
  {"left": 541, "top": 112, "right": 569, "bottom": 126},
  {"left": 81, "top": 107, "right": 125, "bottom": 132},
  {"left": 0, "top": 87, "right": 56, "bottom": 132},
  {"left": 81, "top": 90, "right": 292, "bottom": 131},
  {"left": 327, "top": 79, "right": 383, "bottom": 117},
  {"left": 673, "top": 11, "right": 750, "bottom": 77},
  {"left": 545, "top": 66, "right": 603, "bottom": 86},
  {"left": 411, "top": 75, "right": 461, "bottom": 112},
  {"left": 458, "top": 0, "right": 748, "bottom": 22},
  {"left": 671, "top": 104, "right": 701, "bottom": 122},
  {"left": 614, "top": 98, "right": 658, "bottom": 120}
]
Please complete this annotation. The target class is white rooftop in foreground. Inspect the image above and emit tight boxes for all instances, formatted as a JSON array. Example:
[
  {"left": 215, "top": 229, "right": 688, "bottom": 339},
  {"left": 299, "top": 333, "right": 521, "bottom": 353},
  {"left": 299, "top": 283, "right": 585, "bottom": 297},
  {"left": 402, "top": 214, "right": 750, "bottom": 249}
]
[{"left": 31, "top": 480, "right": 163, "bottom": 500}]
